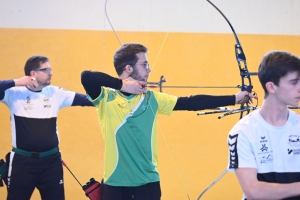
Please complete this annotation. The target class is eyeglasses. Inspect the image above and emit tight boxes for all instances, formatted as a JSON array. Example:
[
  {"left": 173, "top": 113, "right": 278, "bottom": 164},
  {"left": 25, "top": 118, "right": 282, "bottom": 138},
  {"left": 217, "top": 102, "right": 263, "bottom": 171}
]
[
  {"left": 35, "top": 67, "right": 52, "bottom": 74},
  {"left": 135, "top": 63, "right": 150, "bottom": 70}
]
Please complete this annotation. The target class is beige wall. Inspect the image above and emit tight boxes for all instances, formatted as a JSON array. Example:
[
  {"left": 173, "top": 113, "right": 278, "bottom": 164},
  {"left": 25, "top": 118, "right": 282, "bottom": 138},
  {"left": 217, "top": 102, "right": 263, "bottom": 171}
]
[{"left": 0, "top": 28, "right": 299, "bottom": 199}]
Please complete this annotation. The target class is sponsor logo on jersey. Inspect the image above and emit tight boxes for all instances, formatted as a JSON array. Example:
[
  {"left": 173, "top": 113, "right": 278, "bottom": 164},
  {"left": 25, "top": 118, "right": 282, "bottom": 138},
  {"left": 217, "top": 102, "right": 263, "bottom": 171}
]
[
  {"left": 24, "top": 96, "right": 33, "bottom": 110},
  {"left": 43, "top": 96, "right": 51, "bottom": 108},
  {"left": 258, "top": 135, "right": 272, "bottom": 155},
  {"left": 260, "top": 154, "right": 273, "bottom": 164},
  {"left": 287, "top": 135, "right": 300, "bottom": 155},
  {"left": 43, "top": 97, "right": 50, "bottom": 102},
  {"left": 142, "top": 104, "right": 148, "bottom": 110},
  {"left": 260, "top": 144, "right": 268, "bottom": 152},
  {"left": 257, "top": 136, "right": 272, "bottom": 163},
  {"left": 260, "top": 136, "right": 268, "bottom": 143},
  {"left": 117, "top": 103, "right": 125, "bottom": 109},
  {"left": 288, "top": 135, "right": 300, "bottom": 147},
  {"left": 287, "top": 149, "right": 300, "bottom": 155}
]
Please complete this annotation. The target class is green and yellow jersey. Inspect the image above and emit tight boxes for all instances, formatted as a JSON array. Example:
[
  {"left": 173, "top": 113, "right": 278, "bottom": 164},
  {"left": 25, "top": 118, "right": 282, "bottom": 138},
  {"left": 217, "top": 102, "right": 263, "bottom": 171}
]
[{"left": 89, "top": 87, "right": 177, "bottom": 186}]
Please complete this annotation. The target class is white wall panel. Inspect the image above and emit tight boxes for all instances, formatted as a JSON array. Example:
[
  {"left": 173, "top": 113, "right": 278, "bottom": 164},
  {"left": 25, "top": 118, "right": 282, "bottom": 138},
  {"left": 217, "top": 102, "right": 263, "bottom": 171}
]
[{"left": 0, "top": 0, "right": 299, "bottom": 35}]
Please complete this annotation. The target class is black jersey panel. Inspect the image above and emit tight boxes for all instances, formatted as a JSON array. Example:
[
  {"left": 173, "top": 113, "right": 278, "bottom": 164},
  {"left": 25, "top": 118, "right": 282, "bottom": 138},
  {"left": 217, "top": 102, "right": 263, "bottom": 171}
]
[
  {"left": 258, "top": 172, "right": 300, "bottom": 200},
  {"left": 258, "top": 171, "right": 300, "bottom": 183},
  {"left": 14, "top": 114, "right": 58, "bottom": 152}
]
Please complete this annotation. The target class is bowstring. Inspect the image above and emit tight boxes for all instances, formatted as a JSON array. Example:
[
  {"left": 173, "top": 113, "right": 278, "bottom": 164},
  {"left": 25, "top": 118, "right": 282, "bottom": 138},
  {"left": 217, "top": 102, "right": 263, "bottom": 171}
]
[
  {"left": 197, "top": 168, "right": 228, "bottom": 200},
  {"left": 104, "top": 0, "right": 122, "bottom": 46}
]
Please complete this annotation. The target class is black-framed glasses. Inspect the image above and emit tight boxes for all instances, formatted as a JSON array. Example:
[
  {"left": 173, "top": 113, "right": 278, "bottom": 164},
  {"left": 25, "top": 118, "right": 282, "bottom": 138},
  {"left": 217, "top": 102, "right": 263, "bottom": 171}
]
[
  {"left": 35, "top": 67, "right": 52, "bottom": 74},
  {"left": 135, "top": 63, "right": 150, "bottom": 70}
]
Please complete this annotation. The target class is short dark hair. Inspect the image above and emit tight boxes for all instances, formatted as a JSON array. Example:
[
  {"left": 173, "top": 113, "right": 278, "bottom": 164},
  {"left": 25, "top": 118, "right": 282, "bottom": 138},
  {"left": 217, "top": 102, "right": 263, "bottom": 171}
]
[
  {"left": 258, "top": 51, "right": 300, "bottom": 96},
  {"left": 113, "top": 43, "right": 148, "bottom": 76},
  {"left": 24, "top": 55, "right": 49, "bottom": 76}
]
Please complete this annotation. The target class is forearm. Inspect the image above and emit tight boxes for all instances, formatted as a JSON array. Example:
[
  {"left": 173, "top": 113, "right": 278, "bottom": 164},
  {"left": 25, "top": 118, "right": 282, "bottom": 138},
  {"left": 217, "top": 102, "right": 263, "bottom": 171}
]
[
  {"left": 173, "top": 95, "right": 235, "bottom": 111},
  {"left": 81, "top": 70, "right": 122, "bottom": 100},
  {"left": 244, "top": 181, "right": 300, "bottom": 200},
  {"left": 0, "top": 80, "right": 15, "bottom": 91},
  {"left": 0, "top": 80, "right": 15, "bottom": 100},
  {"left": 236, "top": 168, "right": 300, "bottom": 200}
]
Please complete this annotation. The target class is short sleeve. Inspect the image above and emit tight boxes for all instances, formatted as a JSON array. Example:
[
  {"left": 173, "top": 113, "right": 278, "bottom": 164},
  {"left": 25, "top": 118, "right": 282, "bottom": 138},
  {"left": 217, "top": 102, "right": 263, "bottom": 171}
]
[
  {"left": 228, "top": 122, "right": 257, "bottom": 172},
  {"left": 152, "top": 91, "right": 177, "bottom": 116}
]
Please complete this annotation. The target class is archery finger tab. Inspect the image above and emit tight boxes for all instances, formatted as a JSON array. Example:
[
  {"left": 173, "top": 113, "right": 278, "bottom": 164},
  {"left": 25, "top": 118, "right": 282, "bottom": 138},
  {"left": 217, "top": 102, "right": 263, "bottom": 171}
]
[{"left": 139, "top": 83, "right": 147, "bottom": 89}]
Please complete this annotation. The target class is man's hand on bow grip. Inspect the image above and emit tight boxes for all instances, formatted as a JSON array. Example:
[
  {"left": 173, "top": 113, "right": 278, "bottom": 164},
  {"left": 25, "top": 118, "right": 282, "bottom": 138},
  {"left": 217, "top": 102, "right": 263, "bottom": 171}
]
[
  {"left": 235, "top": 91, "right": 257, "bottom": 104},
  {"left": 120, "top": 77, "right": 147, "bottom": 94}
]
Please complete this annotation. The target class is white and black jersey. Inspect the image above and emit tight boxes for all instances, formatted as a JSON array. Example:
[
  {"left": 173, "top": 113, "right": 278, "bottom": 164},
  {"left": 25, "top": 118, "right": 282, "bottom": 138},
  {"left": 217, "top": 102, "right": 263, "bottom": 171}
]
[
  {"left": 0, "top": 81, "right": 92, "bottom": 152},
  {"left": 0, "top": 80, "right": 93, "bottom": 200},
  {"left": 228, "top": 110, "right": 300, "bottom": 200}
]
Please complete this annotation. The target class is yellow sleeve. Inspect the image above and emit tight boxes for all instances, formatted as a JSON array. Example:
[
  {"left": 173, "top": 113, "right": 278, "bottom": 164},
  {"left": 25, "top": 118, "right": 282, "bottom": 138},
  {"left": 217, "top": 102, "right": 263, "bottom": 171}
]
[{"left": 152, "top": 90, "right": 177, "bottom": 116}]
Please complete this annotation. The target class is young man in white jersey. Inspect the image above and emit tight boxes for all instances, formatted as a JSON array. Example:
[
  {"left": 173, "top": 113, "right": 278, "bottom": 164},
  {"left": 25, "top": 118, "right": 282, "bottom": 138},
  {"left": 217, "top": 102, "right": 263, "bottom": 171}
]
[
  {"left": 228, "top": 51, "right": 300, "bottom": 200},
  {"left": 81, "top": 43, "right": 255, "bottom": 200},
  {"left": 0, "top": 56, "right": 93, "bottom": 200}
]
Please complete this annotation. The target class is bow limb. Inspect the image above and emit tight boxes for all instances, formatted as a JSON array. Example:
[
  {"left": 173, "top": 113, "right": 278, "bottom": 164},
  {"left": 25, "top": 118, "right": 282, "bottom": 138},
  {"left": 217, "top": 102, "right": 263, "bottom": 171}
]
[
  {"left": 104, "top": 0, "right": 122, "bottom": 46},
  {"left": 207, "top": 0, "right": 254, "bottom": 119},
  {"left": 197, "top": 1, "right": 257, "bottom": 199}
]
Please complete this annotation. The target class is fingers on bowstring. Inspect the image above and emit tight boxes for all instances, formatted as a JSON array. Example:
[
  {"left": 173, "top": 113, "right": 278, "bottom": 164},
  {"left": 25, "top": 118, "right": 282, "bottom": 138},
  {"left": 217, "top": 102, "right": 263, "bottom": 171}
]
[
  {"left": 30, "top": 77, "right": 37, "bottom": 88},
  {"left": 138, "top": 82, "right": 147, "bottom": 89}
]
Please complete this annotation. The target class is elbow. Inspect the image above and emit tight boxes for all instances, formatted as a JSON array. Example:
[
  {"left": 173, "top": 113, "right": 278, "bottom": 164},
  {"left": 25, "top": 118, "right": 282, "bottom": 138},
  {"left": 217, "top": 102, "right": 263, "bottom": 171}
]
[
  {"left": 81, "top": 70, "right": 89, "bottom": 79},
  {"left": 243, "top": 187, "right": 263, "bottom": 200},
  {"left": 244, "top": 194, "right": 257, "bottom": 200},
  {"left": 81, "top": 70, "right": 90, "bottom": 85}
]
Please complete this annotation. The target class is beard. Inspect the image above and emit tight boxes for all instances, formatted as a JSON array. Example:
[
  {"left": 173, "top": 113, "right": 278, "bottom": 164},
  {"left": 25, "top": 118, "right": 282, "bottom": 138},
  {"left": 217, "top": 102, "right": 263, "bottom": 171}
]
[
  {"left": 38, "top": 79, "right": 51, "bottom": 88},
  {"left": 130, "top": 68, "right": 147, "bottom": 82}
]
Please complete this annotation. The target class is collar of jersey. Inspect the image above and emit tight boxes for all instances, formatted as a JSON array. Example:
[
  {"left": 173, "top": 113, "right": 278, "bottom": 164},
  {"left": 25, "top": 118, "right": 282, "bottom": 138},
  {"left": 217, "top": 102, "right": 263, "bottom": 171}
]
[
  {"left": 26, "top": 86, "right": 42, "bottom": 92},
  {"left": 117, "top": 90, "right": 137, "bottom": 100}
]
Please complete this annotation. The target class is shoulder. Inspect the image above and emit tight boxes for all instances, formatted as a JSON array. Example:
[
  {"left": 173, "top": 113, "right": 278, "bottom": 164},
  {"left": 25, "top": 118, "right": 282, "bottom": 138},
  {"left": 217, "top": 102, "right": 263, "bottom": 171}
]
[
  {"left": 7, "top": 86, "right": 26, "bottom": 92},
  {"left": 42, "top": 85, "right": 76, "bottom": 98},
  {"left": 45, "top": 85, "right": 66, "bottom": 91},
  {"left": 289, "top": 109, "right": 300, "bottom": 121},
  {"left": 94, "top": 87, "right": 117, "bottom": 102},
  {"left": 5, "top": 86, "right": 28, "bottom": 95},
  {"left": 150, "top": 90, "right": 177, "bottom": 100},
  {"left": 229, "top": 110, "right": 260, "bottom": 137},
  {"left": 286, "top": 110, "right": 300, "bottom": 130},
  {"left": 43, "top": 85, "right": 75, "bottom": 93}
]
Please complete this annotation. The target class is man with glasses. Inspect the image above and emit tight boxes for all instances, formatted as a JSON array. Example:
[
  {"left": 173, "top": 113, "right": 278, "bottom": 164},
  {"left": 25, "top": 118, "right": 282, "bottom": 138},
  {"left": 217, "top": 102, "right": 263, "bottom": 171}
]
[
  {"left": 81, "top": 43, "right": 255, "bottom": 200},
  {"left": 0, "top": 55, "right": 93, "bottom": 200}
]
